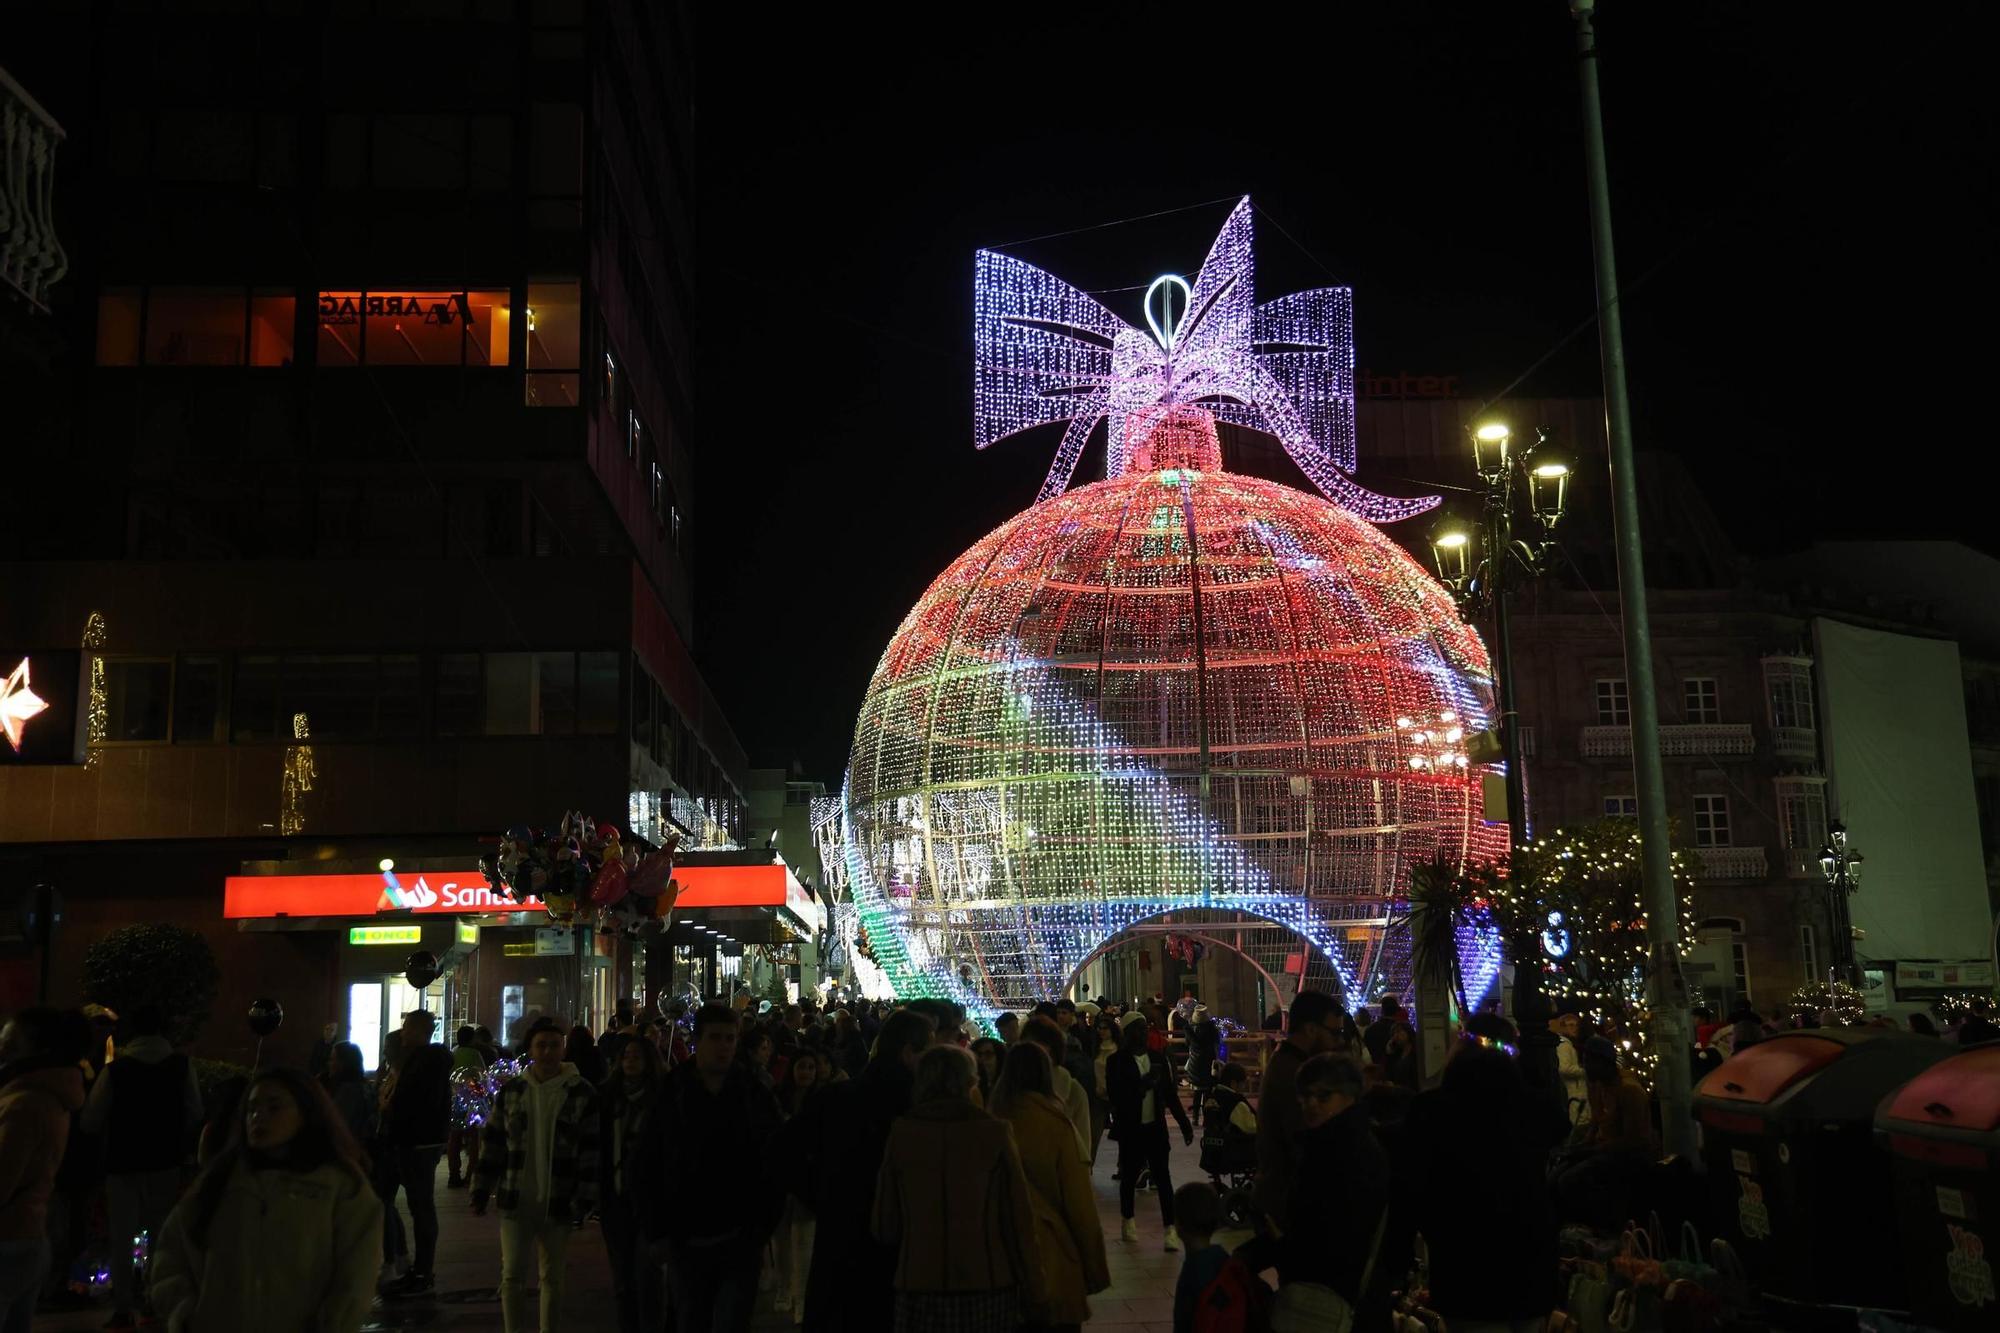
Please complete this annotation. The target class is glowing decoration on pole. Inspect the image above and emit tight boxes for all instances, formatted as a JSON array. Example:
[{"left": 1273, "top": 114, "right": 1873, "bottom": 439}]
[
  {"left": 81, "top": 612, "right": 107, "bottom": 768},
  {"left": 280, "top": 712, "right": 314, "bottom": 835},
  {"left": 0, "top": 658, "right": 51, "bottom": 752},
  {"left": 973, "top": 196, "right": 1436, "bottom": 521}
]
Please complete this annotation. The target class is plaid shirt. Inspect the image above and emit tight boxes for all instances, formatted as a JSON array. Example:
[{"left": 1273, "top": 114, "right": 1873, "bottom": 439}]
[{"left": 474, "top": 1069, "right": 600, "bottom": 1219}]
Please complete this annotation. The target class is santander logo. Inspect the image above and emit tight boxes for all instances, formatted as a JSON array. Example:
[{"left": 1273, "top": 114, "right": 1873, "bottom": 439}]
[{"left": 376, "top": 875, "right": 439, "bottom": 911}]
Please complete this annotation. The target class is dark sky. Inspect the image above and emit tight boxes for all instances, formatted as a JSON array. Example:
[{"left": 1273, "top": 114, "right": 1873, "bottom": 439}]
[{"left": 695, "top": 3, "right": 1994, "bottom": 780}]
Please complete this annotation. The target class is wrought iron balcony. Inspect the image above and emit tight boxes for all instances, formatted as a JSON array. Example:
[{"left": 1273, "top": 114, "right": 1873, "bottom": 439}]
[
  {"left": 1783, "top": 845, "right": 1820, "bottom": 879},
  {"left": 0, "top": 65, "right": 67, "bottom": 308},
  {"left": 1693, "top": 845, "right": 1769, "bottom": 880},
  {"left": 1579, "top": 723, "right": 1756, "bottom": 760},
  {"left": 1771, "top": 725, "right": 1818, "bottom": 763}
]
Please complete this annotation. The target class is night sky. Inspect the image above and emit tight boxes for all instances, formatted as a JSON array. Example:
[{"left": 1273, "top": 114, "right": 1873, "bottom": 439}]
[{"left": 696, "top": 3, "right": 1994, "bottom": 780}]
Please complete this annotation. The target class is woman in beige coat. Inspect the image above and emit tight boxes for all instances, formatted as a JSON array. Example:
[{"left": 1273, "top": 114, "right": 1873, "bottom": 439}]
[
  {"left": 150, "top": 1067, "right": 382, "bottom": 1333},
  {"left": 991, "top": 1043, "right": 1111, "bottom": 1331},
  {"left": 872, "top": 1044, "right": 1046, "bottom": 1333}
]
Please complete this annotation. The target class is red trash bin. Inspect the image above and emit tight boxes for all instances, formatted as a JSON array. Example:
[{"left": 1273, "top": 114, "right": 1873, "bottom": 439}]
[
  {"left": 1694, "top": 1029, "right": 1953, "bottom": 1310},
  {"left": 1875, "top": 1043, "right": 2000, "bottom": 1331}
]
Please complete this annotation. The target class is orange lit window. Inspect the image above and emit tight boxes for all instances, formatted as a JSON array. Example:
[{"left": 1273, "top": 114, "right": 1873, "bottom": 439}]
[
  {"left": 250, "top": 290, "right": 296, "bottom": 366},
  {"left": 525, "top": 279, "right": 579, "bottom": 407},
  {"left": 96, "top": 288, "right": 142, "bottom": 365},
  {"left": 146, "top": 288, "right": 246, "bottom": 365},
  {"left": 315, "top": 290, "right": 512, "bottom": 367}
]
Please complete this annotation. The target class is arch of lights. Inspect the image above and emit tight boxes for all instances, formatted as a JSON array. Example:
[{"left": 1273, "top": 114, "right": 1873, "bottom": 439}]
[{"left": 840, "top": 199, "right": 1507, "bottom": 1017}]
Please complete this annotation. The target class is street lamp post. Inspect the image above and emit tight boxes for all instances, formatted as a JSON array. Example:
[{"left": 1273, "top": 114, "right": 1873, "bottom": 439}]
[
  {"left": 1427, "top": 421, "right": 1572, "bottom": 1093},
  {"left": 1817, "top": 821, "right": 1864, "bottom": 985}
]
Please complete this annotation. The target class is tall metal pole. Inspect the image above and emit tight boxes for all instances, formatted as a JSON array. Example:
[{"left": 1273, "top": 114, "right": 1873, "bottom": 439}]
[{"left": 1571, "top": 0, "right": 1694, "bottom": 1158}]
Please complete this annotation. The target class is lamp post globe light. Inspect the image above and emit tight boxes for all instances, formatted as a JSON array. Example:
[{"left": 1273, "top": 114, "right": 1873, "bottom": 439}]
[
  {"left": 1426, "top": 419, "right": 1572, "bottom": 1092},
  {"left": 1818, "top": 821, "right": 1864, "bottom": 984}
]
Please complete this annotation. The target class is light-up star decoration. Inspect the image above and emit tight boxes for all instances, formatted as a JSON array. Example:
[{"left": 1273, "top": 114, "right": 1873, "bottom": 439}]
[
  {"left": 1, "top": 658, "right": 50, "bottom": 752},
  {"left": 974, "top": 196, "right": 1436, "bottom": 520}
]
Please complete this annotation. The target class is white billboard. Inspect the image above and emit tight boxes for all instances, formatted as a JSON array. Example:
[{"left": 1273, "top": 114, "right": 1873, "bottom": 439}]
[{"left": 1814, "top": 617, "right": 1991, "bottom": 966}]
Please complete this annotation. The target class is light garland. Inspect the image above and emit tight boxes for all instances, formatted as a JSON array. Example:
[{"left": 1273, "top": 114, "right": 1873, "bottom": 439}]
[
  {"left": 973, "top": 196, "right": 1435, "bottom": 521},
  {"left": 1786, "top": 979, "right": 1866, "bottom": 1027},
  {"left": 1502, "top": 823, "right": 1697, "bottom": 1084},
  {"left": 81, "top": 612, "right": 107, "bottom": 768}
]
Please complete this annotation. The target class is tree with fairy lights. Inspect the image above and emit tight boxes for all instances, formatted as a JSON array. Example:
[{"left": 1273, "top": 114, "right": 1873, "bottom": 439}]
[{"left": 1409, "top": 818, "right": 1698, "bottom": 1081}]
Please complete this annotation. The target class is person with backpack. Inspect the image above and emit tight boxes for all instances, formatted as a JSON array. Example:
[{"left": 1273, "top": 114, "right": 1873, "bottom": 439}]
[
  {"left": 83, "top": 1005, "right": 201, "bottom": 1331},
  {"left": 1198, "top": 1063, "right": 1258, "bottom": 1182},
  {"left": 1171, "top": 1181, "right": 1267, "bottom": 1333}
]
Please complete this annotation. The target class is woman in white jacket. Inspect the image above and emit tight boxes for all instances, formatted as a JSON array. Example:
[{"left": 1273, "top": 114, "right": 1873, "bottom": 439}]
[{"left": 150, "top": 1066, "right": 382, "bottom": 1333}]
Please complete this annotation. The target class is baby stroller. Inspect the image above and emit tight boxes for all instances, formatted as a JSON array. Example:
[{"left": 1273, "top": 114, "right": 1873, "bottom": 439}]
[{"left": 1199, "top": 1079, "right": 1259, "bottom": 1228}]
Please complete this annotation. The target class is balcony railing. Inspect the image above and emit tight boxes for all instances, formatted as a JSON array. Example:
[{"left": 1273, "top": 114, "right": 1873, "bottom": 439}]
[
  {"left": 1579, "top": 723, "right": 1756, "bottom": 759},
  {"left": 1694, "top": 845, "right": 1769, "bottom": 880},
  {"left": 1771, "top": 725, "right": 1819, "bottom": 763},
  {"left": 0, "top": 65, "right": 67, "bottom": 309}
]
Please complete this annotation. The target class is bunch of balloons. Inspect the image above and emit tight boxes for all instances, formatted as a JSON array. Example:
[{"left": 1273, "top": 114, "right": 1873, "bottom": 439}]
[
  {"left": 478, "top": 812, "right": 680, "bottom": 936},
  {"left": 1165, "top": 933, "right": 1209, "bottom": 967}
]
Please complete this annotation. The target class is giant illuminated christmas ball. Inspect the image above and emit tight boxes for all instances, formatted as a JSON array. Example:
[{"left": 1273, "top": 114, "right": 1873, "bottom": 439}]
[{"left": 841, "top": 199, "right": 1506, "bottom": 1014}]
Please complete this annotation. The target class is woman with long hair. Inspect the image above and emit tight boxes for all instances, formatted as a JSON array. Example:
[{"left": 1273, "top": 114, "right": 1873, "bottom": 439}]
[
  {"left": 598, "top": 1033, "right": 666, "bottom": 1333},
  {"left": 1105, "top": 1013, "right": 1193, "bottom": 1249},
  {"left": 970, "top": 1037, "right": 1005, "bottom": 1105},
  {"left": 1088, "top": 1013, "right": 1118, "bottom": 1163},
  {"left": 148, "top": 1067, "right": 382, "bottom": 1332},
  {"left": 771, "top": 1048, "right": 825, "bottom": 1321},
  {"left": 321, "top": 1040, "right": 376, "bottom": 1152},
  {"left": 990, "top": 1044, "right": 1109, "bottom": 1332},
  {"left": 564, "top": 1025, "right": 606, "bottom": 1086},
  {"left": 873, "top": 1045, "right": 1045, "bottom": 1332}
]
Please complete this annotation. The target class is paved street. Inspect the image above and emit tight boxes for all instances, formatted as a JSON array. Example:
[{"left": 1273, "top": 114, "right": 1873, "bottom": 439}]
[{"left": 40, "top": 1099, "right": 1232, "bottom": 1332}]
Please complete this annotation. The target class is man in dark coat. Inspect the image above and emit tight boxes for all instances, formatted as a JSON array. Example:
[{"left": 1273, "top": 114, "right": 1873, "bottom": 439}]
[
  {"left": 794, "top": 1007, "right": 935, "bottom": 1331},
  {"left": 651, "top": 1004, "right": 783, "bottom": 1330},
  {"left": 1250, "top": 988, "right": 1345, "bottom": 1240},
  {"left": 1281, "top": 1053, "right": 1392, "bottom": 1319}
]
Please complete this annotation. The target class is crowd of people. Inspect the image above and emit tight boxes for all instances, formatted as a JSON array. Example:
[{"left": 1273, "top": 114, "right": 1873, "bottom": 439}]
[{"left": 0, "top": 983, "right": 1990, "bottom": 1333}]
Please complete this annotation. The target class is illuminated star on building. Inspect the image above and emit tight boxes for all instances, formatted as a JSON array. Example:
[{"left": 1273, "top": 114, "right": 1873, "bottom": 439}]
[{"left": 1, "top": 658, "right": 50, "bottom": 751}]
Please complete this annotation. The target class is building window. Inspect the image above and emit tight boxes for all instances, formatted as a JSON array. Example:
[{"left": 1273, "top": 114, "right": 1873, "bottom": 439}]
[
  {"left": 315, "top": 291, "right": 512, "bottom": 367},
  {"left": 1799, "top": 924, "right": 1819, "bottom": 984},
  {"left": 1775, "top": 778, "right": 1828, "bottom": 854},
  {"left": 250, "top": 289, "right": 296, "bottom": 366},
  {"left": 649, "top": 461, "right": 665, "bottom": 525},
  {"left": 1594, "top": 678, "right": 1630, "bottom": 726},
  {"left": 230, "top": 654, "right": 421, "bottom": 741},
  {"left": 1693, "top": 793, "right": 1732, "bottom": 847},
  {"left": 96, "top": 288, "right": 142, "bottom": 365},
  {"left": 603, "top": 346, "right": 622, "bottom": 428},
  {"left": 104, "top": 659, "right": 172, "bottom": 742},
  {"left": 1684, "top": 677, "right": 1720, "bottom": 725},
  {"left": 1765, "top": 659, "right": 1816, "bottom": 731},
  {"left": 172, "top": 656, "right": 225, "bottom": 743},
  {"left": 526, "top": 279, "right": 581, "bottom": 406},
  {"left": 627, "top": 411, "right": 645, "bottom": 467},
  {"left": 1603, "top": 795, "right": 1637, "bottom": 819},
  {"left": 1733, "top": 937, "right": 1752, "bottom": 1003},
  {"left": 145, "top": 288, "right": 247, "bottom": 366},
  {"left": 528, "top": 102, "right": 583, "bottom": 230}
]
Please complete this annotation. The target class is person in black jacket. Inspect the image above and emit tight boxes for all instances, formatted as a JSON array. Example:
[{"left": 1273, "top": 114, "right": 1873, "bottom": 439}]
[
  {"left": 1279, "top": 1053, "right": 1390, "bottom": 1319},
  {"left": 379, "top": 1011, "right": 452, "bottom": 1297},
  {"left": 598, "top": 1033, "right": 667, "bottom": 1333},
  {"left": 1395, "top": 1038, "right": 1565, "bottom": 1329},
  {"left": 654, "top": 1004, "right": 785, "bottom": 1331},
  {"left": 1106, "top": 1012, "right": 1195, "bottom": 1251},
  {"left": 794, "top": 1007, "right": 936, "bottom": 1331},
  {"left": 82, "top": 1005, "right": 201, "bottom": 1328}
]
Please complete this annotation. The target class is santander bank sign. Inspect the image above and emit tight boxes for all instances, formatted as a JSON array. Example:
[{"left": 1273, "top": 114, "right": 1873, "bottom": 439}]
[{"left": 223, "top": 868, "right": 544, "bottom": 920}]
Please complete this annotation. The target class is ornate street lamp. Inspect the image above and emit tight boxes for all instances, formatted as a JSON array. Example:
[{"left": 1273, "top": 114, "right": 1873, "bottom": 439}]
[
  {"left": 1819, "top": 821, "right": 1864, "bottom": 983},
  {"left": 1424, "top": 420, "right": 1575, "bottom": 1096}
]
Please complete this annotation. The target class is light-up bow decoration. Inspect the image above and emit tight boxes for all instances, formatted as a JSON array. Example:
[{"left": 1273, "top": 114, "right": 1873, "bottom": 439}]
[{"left": 974, "top": 196, "right": 1437, "bottom": 522}]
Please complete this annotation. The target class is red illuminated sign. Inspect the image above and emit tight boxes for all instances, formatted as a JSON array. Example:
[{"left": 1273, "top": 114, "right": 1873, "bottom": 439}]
[{"left": 223, "top": 864, "right": 807, "bottom": 922}]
